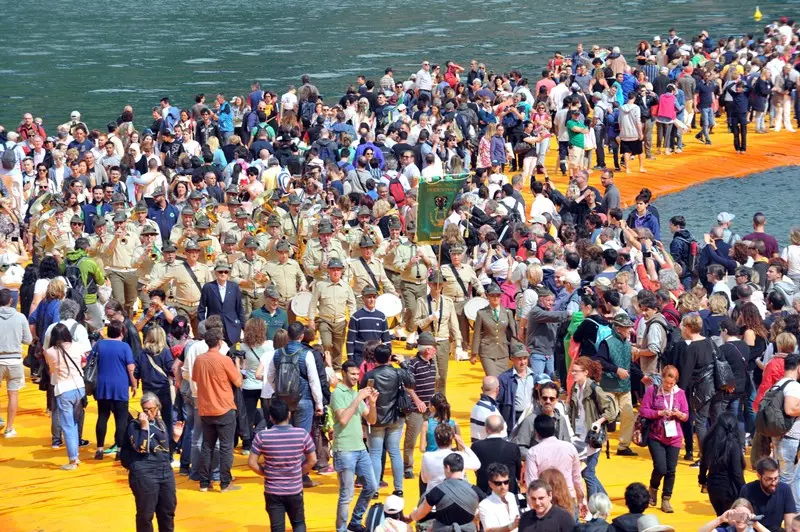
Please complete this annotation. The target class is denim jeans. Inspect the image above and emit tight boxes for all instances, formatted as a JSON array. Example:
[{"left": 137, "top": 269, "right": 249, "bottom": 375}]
[
  {"left": 774, "top": 437, "right": 800, "bottom": 509},
  {"left": 292, "top": 398, "right": 314, "bottom": 435},
  {"left": 368, "top": 420, "right": 405, "bottom": 492},
  {"left": 700, "top": 107, "right": 715, "bottom": 141},
  {"left": 334, "top": 449, "right": 378, "bottom": 532},
  {"left": 530, "top": 353, "right": 554, "bottom": 380},
  {"left": 180, "top": 388, "right": 194, "bottom": 470},
  {"left": 56, "top": 388, "right": 85, "bottom": 462},
  {"left": 190, "top": 405, "right": 219, "bottom": 481},
  {"left": 582, "top": 451, "right": 606, "bottom": 497}
]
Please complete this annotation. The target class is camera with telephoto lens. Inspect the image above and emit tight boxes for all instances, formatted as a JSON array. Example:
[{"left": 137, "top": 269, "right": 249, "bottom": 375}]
[
  {"left": 586, "top": 425, "right": 606, "bottom": 449},
  {"left": 227, "top": 348, "right": 246, "bottom": 362}
]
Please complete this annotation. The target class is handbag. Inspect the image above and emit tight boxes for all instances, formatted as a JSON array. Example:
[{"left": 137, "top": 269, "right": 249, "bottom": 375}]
[
  {"left": 83, "top": 345, "right": 99, "bottom": 397},
  {"left": 712, "top": 344, "right": 736, "bottom": 393},
  {"left": 394, "top": 370, "right": 414, "bottom": 418},
  {"left": 632, "top": 387, "right": 654, "bottom": 447}
]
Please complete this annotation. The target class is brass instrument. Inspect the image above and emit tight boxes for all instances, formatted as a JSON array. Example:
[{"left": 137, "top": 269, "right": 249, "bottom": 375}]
[
  {"left": 149, "top": 244, "right": 162, "bottom": 262},
  {"left": 296, "top": 215, "right": 307, "bottom": 262},
  {"left": 206, "top": 248, "right": 214, "bottom": 262},
  {"left": 29, "top": 193, "right": 55, "bottom": 218},
  {"left": 205, "top": 204, "right": 218, "bottom": 224}
]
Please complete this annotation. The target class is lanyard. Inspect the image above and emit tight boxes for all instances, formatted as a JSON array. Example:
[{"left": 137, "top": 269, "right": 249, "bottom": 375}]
[{"left": 428, "top": 295, "right": 444, "bottom": 335}]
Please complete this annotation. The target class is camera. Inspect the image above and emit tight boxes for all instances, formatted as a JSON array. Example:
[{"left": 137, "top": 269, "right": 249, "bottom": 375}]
[
  {"left": 228, "top": 348, "right": 246, "bottom": 362},
  {"left": 586, "top": 426, "right": 606, "bottom": 449}
]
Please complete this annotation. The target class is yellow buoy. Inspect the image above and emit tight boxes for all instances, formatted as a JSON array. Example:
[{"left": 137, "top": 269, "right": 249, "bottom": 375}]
[{"left": 754, "top": 6, "right": 763, "bottom": 21}]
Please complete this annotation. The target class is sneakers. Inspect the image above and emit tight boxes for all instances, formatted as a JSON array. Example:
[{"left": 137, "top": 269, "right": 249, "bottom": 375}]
[
  {"left": 616, "top": 448, "right": 638, "bottom": 457},
  {"left": 199, "top": 486, "right": 210, "bottom": 492},
  {"left": 61, "top": 463, "right": 79, "bottom": 471},
  {"left": 392, "top": 490, "right": 404, "bottom": 497},
  {"left": 178, "top": 467, "right": 190, "bottom": 476},
  {"left": 690, "top": 460, "right": 701, "bottom": 468},
  {"left": 347, "top": 524, "right": 367, "bottom": 532},
  {"left": 221, "top": 484, "right": 242, "bottom": 492},
  {"left": 4, "top": 428, "right": 17, "bottom": 438},
  {"left": 79, "top": 439, "right": 90, "bottom": 447},
  {"left": 94, "top": 450, "right": 104, "bottom": 460},
  {"left": 404, "top": 470, "right": 415, "bottom": 479},
  {"left": 52, "top": 442, "right": 62, "bottom": 449},
  {"left": 103, "top": 445, "right": 118, "bottom": 455}
]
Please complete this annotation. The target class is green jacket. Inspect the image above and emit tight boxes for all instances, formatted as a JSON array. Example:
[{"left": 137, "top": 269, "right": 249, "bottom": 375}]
[
  {"left": 60, "top": 249, "right": 104, "bottom": 304},
  {"left": 599, "top": 331, "right": 632, "bottom": 393}
]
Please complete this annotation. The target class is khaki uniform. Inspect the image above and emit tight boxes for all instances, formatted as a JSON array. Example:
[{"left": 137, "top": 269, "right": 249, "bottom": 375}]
[
  {"left": 263, "top": 259, "right": 306, "bottom": 308},
  {"left": 210, "top": 211, "right": 234, "bottom": 238},
  {"left": 280, "top": 210, "right": 301, "bottom": 246},
  {"left": 231, "top": 255, "right": 269, "bottom": 317},
  {"left": 395, "top": 242, "right": 438, "bottom": 332},
  {"left": 256, "top": 234, "right": 282, "bottom": 262},
  {"left": 332, "top": 231, "right": 349, "bottom": 250},
  {"left": 87, "top": 233, "right": 113, "bottom": 270},
  {"left": 149, "top": 260, "right": 213, "bottom": 335},
  {"left": 414, "top": 294, "right": 461, "bottom": 394},
  {"left": 37, "top": 217, "right": 70, "bottom": 256},
  {"left": 345, "top": 224, "right": 384, "bottom": 258},
  {"left": 127, "top": 219, "right": 162, "bottom": 241},
  {"left": 225, "top": 225, "right": 251, "bottom": 246},
  {"left": 441, "top": 263, "right": 485, "bottom": 351},
  {"left": 169, "top": 225, "right": 196, "bottom": 258},
  {"left": 196, "top": 235, "right": 222, "bottom": 265},
  {"left": 54, "top": 231, "right": 87, "bottom": 257},
  {"left": 375, "top": 236, "right": 406, "bottom": 292},
  {"left": 132, "top": 243, "right": 160, "bottom": 307},
  {"left": 222, "top": 249, "right": 244, "bottom": 266},
  {"left": 309, "top": 278, "right": 356, "bottom": 369},
  {"left": 472, "top": 306, "right": 516, "bottom": 377},
  {"left": 150, "top": 259, "right": 178, "bottom": 304},
  {"left": 347, "top": 256, "right": 397, "bottom": 308},
  {"left": 302, "top": 238, "right": 347, "bottom": 282},
  {"left": 103, "top": 231, "right": 140, "bottom": 315}
]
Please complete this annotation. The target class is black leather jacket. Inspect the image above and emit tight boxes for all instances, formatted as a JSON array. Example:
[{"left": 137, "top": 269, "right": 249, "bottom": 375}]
[{"left": 360, "top": 363, "right": 415, "bottom": 426}]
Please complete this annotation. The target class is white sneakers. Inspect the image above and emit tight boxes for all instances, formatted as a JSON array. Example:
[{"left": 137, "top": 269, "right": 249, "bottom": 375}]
[{"left": 4, "top": 429, "right": 17, "bottom": 438}]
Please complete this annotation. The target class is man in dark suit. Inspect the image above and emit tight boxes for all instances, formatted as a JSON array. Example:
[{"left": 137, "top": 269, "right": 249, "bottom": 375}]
[
  {"left": 471, "top": 413, "right": 522, "bottom": 497},
  {"left": 697, "top": 225, "right": 734, "bottom": 292},
  {"left": 198, "top": 261, "right": 245, "bottom": 345}
]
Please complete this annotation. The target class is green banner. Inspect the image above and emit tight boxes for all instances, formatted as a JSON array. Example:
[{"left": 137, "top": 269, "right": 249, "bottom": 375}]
[{"left": 416, "top": 176, "right": 467, "bottom": 244}]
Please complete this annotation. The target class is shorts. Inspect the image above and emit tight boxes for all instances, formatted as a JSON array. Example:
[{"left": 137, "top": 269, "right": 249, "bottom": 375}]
[
  {"left": 621, "top": 139, "right": 643, "bottom": 155},
  {"left": 0, "top": 363, "right": 25, "bottom": 391},
  {"left": 567, "top": 146, "right": 583, "bottom": 165}
]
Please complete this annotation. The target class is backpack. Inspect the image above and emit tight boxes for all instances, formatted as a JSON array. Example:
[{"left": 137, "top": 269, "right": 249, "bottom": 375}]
[
  {"left": 712, "top": 343, "right": 736, "bottom": 393},
  {"left": 755, "top": 380, "right": 797, "bottom": 438},
  {"left": 274, "top": 348, "right": 307, "bottom": 411},
  {"left": 118, "top": 415, "right": 138, "bottom": 469},
  {"left": 364, "top": 502, "right": 385, "bottom": 532},
  {"left": 673, "top": 236, "right": 699, "bottom": 277},
  {"left": 388, "top": 175, "right": 407, "bottom": 208},
  {"left": 300, "top": 101, "right": 316, "bottom": 123},
  {"left": 587, "top": 318, "right": 614, "bottom": 353},
  {"left": 317, "top": 143, "right": 338, "bottom": 165},
  {"left": 64, "top": 256, "right": 94, "bottom": 318}
]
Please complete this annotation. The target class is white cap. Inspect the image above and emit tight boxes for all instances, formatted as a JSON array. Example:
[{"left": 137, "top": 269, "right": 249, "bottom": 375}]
[
  {"left": 717, "top": 212, "right": 735, "bottom": 223},
  {"left": 653, "top": 35, "right": 661, "bottom": 42},
  {"left": 384, "top": 494, "right": 404, "bottom": 514},
  {"left": 70, "top": 110, "right": 81, "bottom": 119}
]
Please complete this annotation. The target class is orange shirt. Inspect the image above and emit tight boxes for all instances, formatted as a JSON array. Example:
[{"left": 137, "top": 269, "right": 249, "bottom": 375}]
[{"left": 192, "top": 349, "right": 242, "bottom": 417}]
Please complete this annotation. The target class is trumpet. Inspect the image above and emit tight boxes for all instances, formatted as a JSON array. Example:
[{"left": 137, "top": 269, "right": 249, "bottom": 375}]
[
  {"left": 149, "top": 245, "right": 162, "bottom": 262},
  {"left": 205, "top": 205, "right": 218, "bottom": 224},
  {"left": 205, "top": 246, "right": 215, "bottom": 262}
]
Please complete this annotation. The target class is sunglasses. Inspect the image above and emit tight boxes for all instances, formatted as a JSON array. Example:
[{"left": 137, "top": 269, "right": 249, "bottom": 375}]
[
  {"left": 490, "top": 479, "right": 510, "bottom": 486},
  {"left": 541, "top": 396, "right": 557, "bottom": 402},
  {"left": 38, "top": 168, "right": 48, "bottom": 172}
]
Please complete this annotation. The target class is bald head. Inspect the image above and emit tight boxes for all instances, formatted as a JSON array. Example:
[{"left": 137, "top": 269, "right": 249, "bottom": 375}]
[
  {"left": 485, "top": 414, "right": 505, "bottom": 435},
  {"left": 482, "top": 376, "right": 499, "bottom": 397}
]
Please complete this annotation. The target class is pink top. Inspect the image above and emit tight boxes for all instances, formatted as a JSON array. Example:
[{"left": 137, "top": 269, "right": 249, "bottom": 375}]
[
  {"left": 639, "top": 385, "right": 689, "bottom": 448},
  {"left": 656, "top": 93, "right": 677, "bottom": 120},
  {"left": 525, "top": 436, "right": 583, "bottom": 497}
]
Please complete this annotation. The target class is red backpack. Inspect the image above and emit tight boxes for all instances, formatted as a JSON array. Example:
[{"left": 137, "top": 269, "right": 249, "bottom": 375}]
[{"left": 387, "top": 174, "right": 407, "bottom": 208}]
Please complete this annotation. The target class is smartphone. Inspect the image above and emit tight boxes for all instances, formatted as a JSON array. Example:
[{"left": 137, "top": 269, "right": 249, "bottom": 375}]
[
  {"left": 10, "top": 237, "right": 18, "bottom": 242},
  {"left": 366, "top": 378, "right": 375, "bottom": 389}
]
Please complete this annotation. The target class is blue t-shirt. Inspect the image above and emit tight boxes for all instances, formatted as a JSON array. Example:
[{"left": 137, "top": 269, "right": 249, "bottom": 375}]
[
  {"left": 94, "top": 339, "right": 134, "bottom": 401},
  {"left": 739, "top": 480, "right": 796, "bottom": 532}
]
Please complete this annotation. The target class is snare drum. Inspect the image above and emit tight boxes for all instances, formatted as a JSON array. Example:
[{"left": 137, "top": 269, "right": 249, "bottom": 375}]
[
  {"left": 464, "top": 297, "right": 489, "bottom": 322},
  {"left": 375, "top": 293, "right": 403, "bottom": 318},
  {"left": 291, "top": 291, "right": 313, "bottom": 318}
]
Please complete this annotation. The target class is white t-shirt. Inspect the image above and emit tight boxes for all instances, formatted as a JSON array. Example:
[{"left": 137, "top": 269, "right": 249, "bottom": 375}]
[
  {"left": 43, "top": 319, "right": 92, "bottom": 355},
  {"left": 777, "top": 377, "right": 800, "bottom": 439},
  {"left": 281, "top": 92, "right": 298, "bottom": 111},
  {"left": 34, "top": 276, "right": 68, "bottom": 296},
  {"left": 256, "top": 341, "right": 276, "bottom": 399},
  {"left": 781, "top": 245, "right": 800, "bottom": 276},
  {"left": 479, "top": 492, "right": 520, "bottom": 532}
]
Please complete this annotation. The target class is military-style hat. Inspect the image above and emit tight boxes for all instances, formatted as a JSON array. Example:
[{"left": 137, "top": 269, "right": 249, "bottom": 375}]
[
  {"left": 214, "top": 261, "right": 231, "bottom": 272},
  {"left": 327, "top": 257, "right": 345, "bottom": 269},
  {"left": 70, "top": 215, "right": 83, "bottom": 225},
  {"left": 162, "top": 241, "right": 177, "bottom": 253},
  {"left": 234, "top": 208, "right": 249, "bottom": 219},
  {"left": 195, "top": 218, "right": 211, "bottom": 229},
  {"left": 450, "top": 244, "right": 465, "bottom": 254},
  {"left": 510, "top": 343, "right": 529, "bottom": 358},
  {"left": 428, "top": 271, "right": 444, "bottom": 284},
  {"left": 317, "top": 221, "right": 334, "bottom": 234},
  {"left": 134, "top": 201, "right": 148, "bottom": 213},
  {"left": 275, "top": 240, "right": 291, "bottom": 252},
  {"left": 359, "top": 235, "right": 375, "bottom": 248},
  {"left": 189, "top": 190, "right": 204, "bottom": 200},
  {"left": 287, "top": 194, "right": 301, "bottom": 206},
  {"left": 417, "top": 332, "right": 436, "bottom": 346},
  {"left": 222, "top": 233, "right": 237, "bottom": 245},
  {"left": 267, "top": 214, "right": 281, "bottom": 227},
  {"left": 486, "top": 283, "right": 502, "bottom": 295},
  {"left": 361, "top": 286, "right": 378, "bottom": 297},
  {"left": 244, "top": 237, "right": 259, "bottom": 248},
  {"left": 225, "top": 184, "right": 239, "bottom": 194},
  {"left": 388, "top": 216, "right": 402, "bottom": 230},
  {"left": 264, "top": 287, "right": 280, "bottom": 299},
  {"left": 184, "top": 240, "right": 200, "bottom": 251},
  {"left": 227, "top": 197, "right": 243, "bottom": 206},
  {"left": 152, "top": 186, "right": 166, "bottom": 197},
  {"left": 111, "top": 193, "right": 127, "bottom": 204},
  {"left": 357, "top": 206, "right": 371, "bottom": 217},
  {"left": 141, "top": 225, "right": 158, "bottom": 236},
  {"left": 112, "top": 212, "right": 127, "bottom": 223},
  {"left": 331, "top": 208, "right": 344, "bottom": 218},
  {"left": 181, "top": 206, "right": 194, "bottom": 216}
]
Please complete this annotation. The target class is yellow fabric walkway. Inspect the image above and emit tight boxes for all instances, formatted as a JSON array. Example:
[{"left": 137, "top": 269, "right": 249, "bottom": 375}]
[{"left": 0, "top": 344, "right": 749, "bottom": 531}]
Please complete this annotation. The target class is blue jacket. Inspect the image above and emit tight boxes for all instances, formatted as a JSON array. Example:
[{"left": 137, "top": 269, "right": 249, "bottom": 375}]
[
  {"left": 620, "top": 73, "right": 639, "bottom": 101},
  {"left": 633, "top": 211, "right": 661, "bottom": 241},
  {"left": 197, "top": 281, "right": 245, "bottom": 345},
  {"left": 82, "top": 201, "right": 112, "bottom": 233},
  {"left": 698, "top": 239, "right": 734, "bottom": 291},
  {"left": 497, "top": 369, "right": 519, "bottom": 429},
  {"left": 148, "top": 203, "right": 180, "bottom": 241},
  {"left": 490, "top": 136, "right": 506, "bottom": 165},
  {"left": 217, "top": 102, "right": 234, "bottom": 133}
]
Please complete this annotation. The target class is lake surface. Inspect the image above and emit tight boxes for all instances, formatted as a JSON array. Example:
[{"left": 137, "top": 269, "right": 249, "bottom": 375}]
[
  {"left": 652, "top": 165, "right": 800, "bottom": 249},
  {"left": 2, "top": 0, "right": 798, "bottom": 131}
]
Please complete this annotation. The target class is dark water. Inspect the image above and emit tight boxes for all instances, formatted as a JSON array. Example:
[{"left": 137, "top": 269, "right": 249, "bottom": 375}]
[
  {"left": 2, "top": 0, "right": 798, "bottom": 132},
  {"left": 653, "top": 165, "right": 800, "bottom": 249}
]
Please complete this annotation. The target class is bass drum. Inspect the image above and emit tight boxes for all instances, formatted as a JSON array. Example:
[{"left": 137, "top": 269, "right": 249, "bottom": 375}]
[
  {"left": 375, "top": 293, "right": 403, "bottom": 318},
  {"left": 290, "top": 291, "right": 314, "bottom": 318},
  {"left": 464, "top": 297, "right": 489, "bottom": 322}
]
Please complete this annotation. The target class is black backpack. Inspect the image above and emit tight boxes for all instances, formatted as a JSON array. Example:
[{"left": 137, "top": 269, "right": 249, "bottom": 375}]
[
  {"left": 274, "top": 348, "right": 308, "bottom": 411},
  {"left": 64, "top": 256, "right": 95, "bottom": 317},
  {"left": 118, "top": 415, "right": 138, "bottom": 469},
  {"left": 756, "top": 380, "right": 797, "bottom": 438},
  {"left": 300, "top": 101, "right": 316, "bottom": 123},
  {"left": 364, "top": 502, "right": 384, "bottom": 532}
]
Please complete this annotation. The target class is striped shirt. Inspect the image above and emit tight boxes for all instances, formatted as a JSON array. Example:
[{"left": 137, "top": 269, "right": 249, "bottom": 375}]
[
  {"left": 251, "top": 425, "right": 315, "bottom": 495},
  {"left": 345, "top": 307, "right": 391, "bottom": 363},
  {"left": 407, "top": 354, "right": 437, "bottom": 405},
  {"left": 470, "top": 394, "right": 501, "bottom": 442}
]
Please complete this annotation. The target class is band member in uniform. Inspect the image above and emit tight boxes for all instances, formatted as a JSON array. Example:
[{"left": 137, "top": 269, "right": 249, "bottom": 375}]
[
  {"left": 231, "top": 236, "right": 269, "bottom": 318},
  {"left": 198, "top": 261, "right": 244, "bottom": 345},
  {"left": 395, "top": 220, "right": 437, "bottom": 348},
  {"left": 145, "top": 239, "right": 213, "bottom": 335},
  {"left": 441, "top": 243, "right": 485, "bottom": 358},
  {"left": 263, "top": 240, "right": 307, "bottom": 319},
  {"left": 308, "top": 257, "right": 356, "bottom": 370},
  {"left": 375, "top": 216, "right": 406, "bottom": 293},
  {"left": 104, "top": 211, "right": 140, "bottom": 317},
  {"left": 249, "top": 286, "right": 290, "bottom": 341},
  {"left": 149, "top": 240, "right": 178, "bottom": 305},
  {"left": 87, "top": 214, "right": 112, "bottom": 270},
  {"left": 55, "top": 215, "right": 88, "bottom": 257},
  {"left": 346, "top": 206, "right": 384, "bottom": 259},
  {"left": 37, "top": 205, "right": 69, "bottom": 258},
  {"left": 170, "top": 206, "right": 197, "bottom": 258},
  {"left": 131, "top": 225, "right": 161, "bottom": 309},
  {"left": 280, "top": 194, "right": 302, "bottom": 247},
  {"left": 347, "top": 235, "right": 397, "bottom": 309},
  {"left": 330, "top": 208, "right": 349, "bottom": 250},
  {"left": 194, "top": 217, "right": 221, "bottom": 265},
  {"left": 256, "top": 214, "right": 283, "bottom": 262},
  {"left": 220, "top": 233, "right": 244, "bottom": 265},
  {"left": 414, "top": 271, "right": 460, "bottom": 395},
  {"left": 470, "top": 283, "right": 517, "bottom": 377},
  {"left": 345, "top": 286, "right": 391, "bottom": 366},
  {"left": 302, "top": 220, "right": 346, "bottom": 283},
  {"left": 129, "top": 201, "right": 162, "bottom": 241},
  {"left": 226, "top": 209, "right": 253, "bottom": 249}
]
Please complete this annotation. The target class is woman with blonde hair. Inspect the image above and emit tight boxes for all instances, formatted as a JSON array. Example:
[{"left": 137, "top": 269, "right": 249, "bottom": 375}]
[
  {"left": 242, "top": 318, "right": 269, "bottom": 453},
  {"left": 477, "top": 123, "right": 496, "bottom": 170},
  {"left": 517, "top": 264, "right": 543, "bottom": 340},
  {"left": 699, "top": 497, "right": 769, "bottom": 532},
  {"left": 704, "top": 293, "right": 730, "bottom": 337},
  {"left": 354, "top": 98, "right": 375, "bottom": 133},
  {"left": 135, "top": 325, "right": 175, "bottom": 454},
  {"left": 206, "top": 136, "right": 227, "bottom": 167}
]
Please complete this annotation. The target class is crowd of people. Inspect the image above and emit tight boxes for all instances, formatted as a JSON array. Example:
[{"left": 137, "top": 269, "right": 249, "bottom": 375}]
[{"left": 1, "top": 17, "right": 800, "bottom": 532}]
